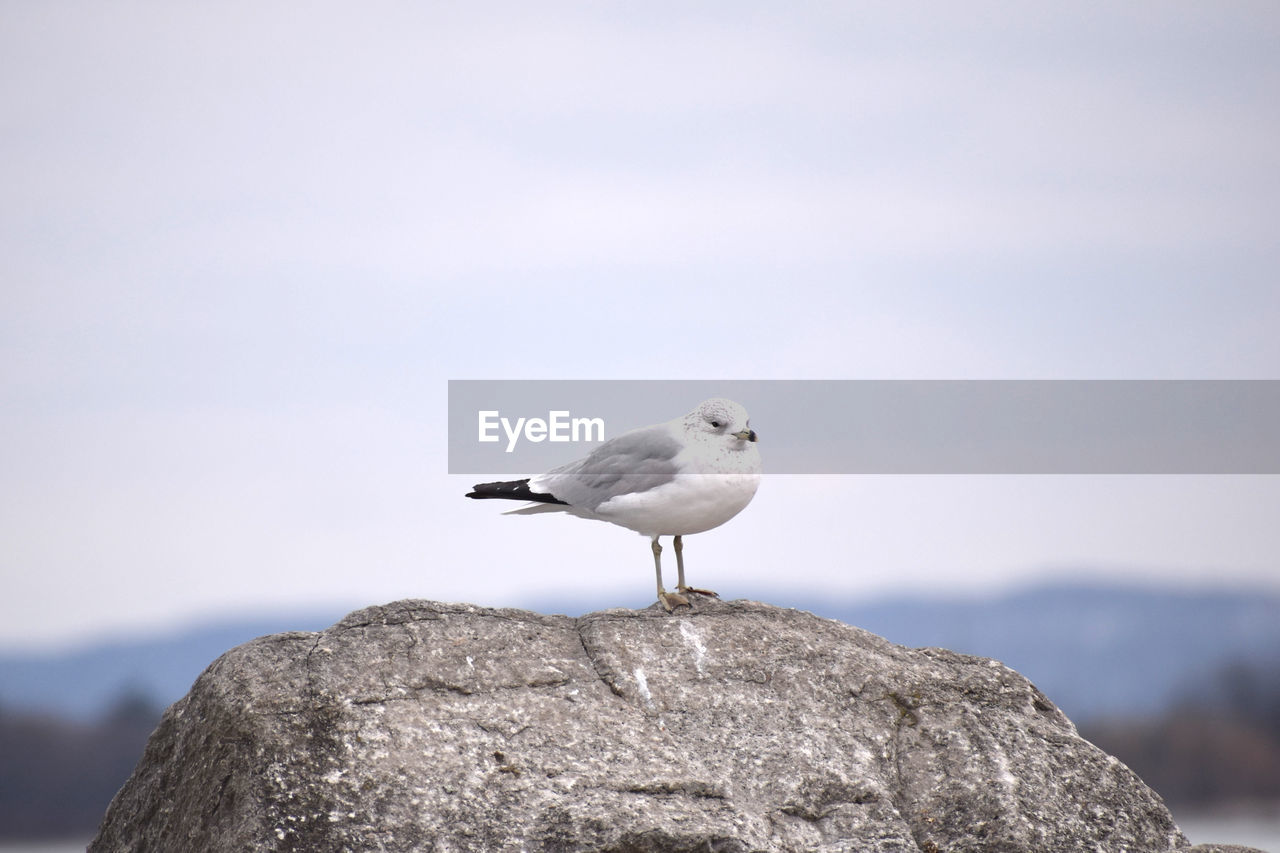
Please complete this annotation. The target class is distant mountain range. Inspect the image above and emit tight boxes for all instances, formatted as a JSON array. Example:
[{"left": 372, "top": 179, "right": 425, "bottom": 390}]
[
  {"left": 804, "top": 583, "right": 1280, "bottom": 721},
  {"left": 0, "top": 612, "right": 347, "bottom": 722},
  {"left": 2, "top": 582, "right": 1278, "bottom": 724}
]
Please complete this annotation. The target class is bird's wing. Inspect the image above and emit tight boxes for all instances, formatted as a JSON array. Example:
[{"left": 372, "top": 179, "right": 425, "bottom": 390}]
[{"left": 529, "top": 424, "right": 683, "bottom": 511}]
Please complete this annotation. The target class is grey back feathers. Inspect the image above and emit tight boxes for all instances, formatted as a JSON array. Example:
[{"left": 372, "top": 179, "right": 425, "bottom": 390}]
[{"left": 532, "top": 426, "right": 683, "bottom": 511}]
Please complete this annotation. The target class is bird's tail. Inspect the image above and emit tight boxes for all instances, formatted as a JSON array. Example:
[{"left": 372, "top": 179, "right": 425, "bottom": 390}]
[{"left": 465, "top": 478, "right": 568, "bottom": 505}]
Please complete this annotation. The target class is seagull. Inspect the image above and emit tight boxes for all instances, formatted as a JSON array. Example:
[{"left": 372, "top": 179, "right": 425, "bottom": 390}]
[{"left": 466, "top": 398, "right": 761, "bottom": 611}]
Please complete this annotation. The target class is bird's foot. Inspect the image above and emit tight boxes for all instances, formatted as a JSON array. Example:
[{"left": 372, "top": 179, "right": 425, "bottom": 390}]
[
  {"left": 677, "top": 585, "right": 719, "bottom": 598},
  {"left": 657, "top": 590, "right": 690, "bottom": 612}
]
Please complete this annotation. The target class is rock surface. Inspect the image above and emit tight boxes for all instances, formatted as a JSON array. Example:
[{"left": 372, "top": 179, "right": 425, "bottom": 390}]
[{"left": 92, "top": 597, "right": 1205, "bottom": 852}]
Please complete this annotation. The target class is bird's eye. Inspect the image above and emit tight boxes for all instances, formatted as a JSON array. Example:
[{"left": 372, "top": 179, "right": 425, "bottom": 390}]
[{"left": 710, "top": 420, "right": 722, "bottom": 428}]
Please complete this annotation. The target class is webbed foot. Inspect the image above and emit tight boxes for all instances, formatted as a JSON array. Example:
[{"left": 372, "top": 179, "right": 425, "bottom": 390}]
[{"left": 658, "top": 590, "right": 690, "bottom": 612}]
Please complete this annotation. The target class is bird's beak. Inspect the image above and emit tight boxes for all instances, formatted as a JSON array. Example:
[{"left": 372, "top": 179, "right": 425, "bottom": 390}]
[{"left": 734, "top": 428, "right": 758, "bottom": 442}]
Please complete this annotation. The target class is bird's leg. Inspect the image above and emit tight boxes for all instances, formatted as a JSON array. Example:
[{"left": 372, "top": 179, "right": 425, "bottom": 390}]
[
  {"left": 653, "top": 537, "right": 688, "bottom": 612},
  {"left": 673, "top": 534, "right": 686, "bottom": 588},
  {"left": 674, "top": 535, "right": 718, "bottom": 598}
]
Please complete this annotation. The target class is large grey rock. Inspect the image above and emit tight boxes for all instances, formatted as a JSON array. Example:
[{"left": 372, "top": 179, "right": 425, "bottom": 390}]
[{"left": 92, "top": 598, "right": 1199, "bottom": 852}]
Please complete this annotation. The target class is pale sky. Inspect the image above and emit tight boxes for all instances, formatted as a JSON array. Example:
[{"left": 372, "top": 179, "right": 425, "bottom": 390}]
[{"left": 2, "top": 2, "right": 1278, "bottom": 649}]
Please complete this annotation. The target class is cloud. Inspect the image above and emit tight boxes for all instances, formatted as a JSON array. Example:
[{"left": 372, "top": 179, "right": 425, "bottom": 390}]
[{"left": 2, "top": 1, "right": 1278, "bottom": 645}]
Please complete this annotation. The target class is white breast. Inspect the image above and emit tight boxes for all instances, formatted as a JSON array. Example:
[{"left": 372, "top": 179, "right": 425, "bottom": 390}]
[{"left": 593, "top": 471, "right": 761, "bottom": 536}]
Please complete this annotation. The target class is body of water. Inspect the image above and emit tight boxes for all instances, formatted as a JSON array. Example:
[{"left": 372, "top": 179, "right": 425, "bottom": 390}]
[{"left": 1179, "top": 814, "right": 1280, "bottom": 851}]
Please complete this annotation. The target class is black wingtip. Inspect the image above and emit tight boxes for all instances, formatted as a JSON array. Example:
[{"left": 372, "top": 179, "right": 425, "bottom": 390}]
[{"left": 466, "top": 478, "right": 568, "bottom": 505}]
